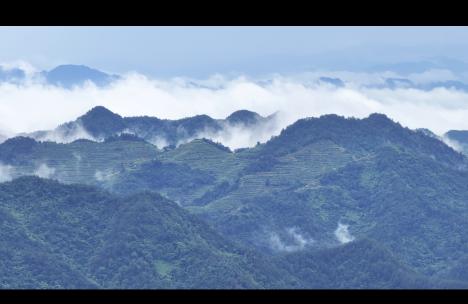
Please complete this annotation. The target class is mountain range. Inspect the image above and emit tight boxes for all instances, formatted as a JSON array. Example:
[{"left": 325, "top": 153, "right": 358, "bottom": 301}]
[
  {"left": 21, "top": 106, "right": 279, "bottom": 149},
  {"left": 2, "top": 106, "right": 468, "bottom": 288},
  {"left": 0, "top": 64, "right": 118, "bottom": 88},
  {"left": 3, "top": 63, "right": 468, "bottom": 92}
]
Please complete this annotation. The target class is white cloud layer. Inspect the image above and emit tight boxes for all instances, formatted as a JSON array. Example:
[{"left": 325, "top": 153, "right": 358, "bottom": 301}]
[{"left": 2, "top": 67, "right": 468, "bottom": 149}]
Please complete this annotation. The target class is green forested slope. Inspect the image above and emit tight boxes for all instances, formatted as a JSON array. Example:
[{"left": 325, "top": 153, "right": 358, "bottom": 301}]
[
  {"left": 3, "top": 111, "right": 468, "bottom": 288},
  {"left": 0, "top": 176, "right": 298, "bottom": 289}
]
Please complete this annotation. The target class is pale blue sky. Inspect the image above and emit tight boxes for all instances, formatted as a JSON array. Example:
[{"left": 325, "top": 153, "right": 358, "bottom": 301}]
[{"left": 2, "top": 26, "right": 468, "bottom": 77}]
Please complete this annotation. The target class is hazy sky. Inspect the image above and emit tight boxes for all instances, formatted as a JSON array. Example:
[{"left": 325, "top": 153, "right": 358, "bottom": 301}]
[
  {"left": 3, "top": 26, "right": 468, "bottom": 144},
  {"left": 2, "top": 26, "right": 468, "bottom": 77}
]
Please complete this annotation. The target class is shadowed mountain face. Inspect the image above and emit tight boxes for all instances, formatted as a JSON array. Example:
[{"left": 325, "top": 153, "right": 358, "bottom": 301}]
[{"left": 2, "top": 110, "right": 468, "bottom": 288}]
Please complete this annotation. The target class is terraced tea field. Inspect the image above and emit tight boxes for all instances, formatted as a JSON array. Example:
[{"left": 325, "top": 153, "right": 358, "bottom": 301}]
[{"left": 5, "top": 139, "right": 160, "bottom": 185}]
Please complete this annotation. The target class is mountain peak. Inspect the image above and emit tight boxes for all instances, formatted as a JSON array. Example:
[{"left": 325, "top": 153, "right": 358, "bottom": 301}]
[
  {"left": 44, "top": 65, "right": 117, "bottom": 88},
  {"left": 226, "top": 110, "right": 262, "bottom": 125},
  {"left": 362, "top": 113, "right": 406, "bottom": 132},
  {"left": 366, "top": 113, "right": 391, "bottom": 120},
  {"left": 77, "top": 106, "right": 126, "bottom": 138},
  {"left": 260, "top": 112, "right": 464, "bottom": 167},
  {"left": 82, "top": 106, "right": 118, "bottom": 118},
  {"left": 48, "top": 65, "right": 110, "bottom": 77},
  {"left": 50, "top": 64, "right": 93, "bottom": 71}
]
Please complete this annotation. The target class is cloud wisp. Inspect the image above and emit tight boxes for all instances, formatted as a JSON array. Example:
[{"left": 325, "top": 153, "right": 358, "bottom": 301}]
[
  {"left": 269, "top": 227, "right": 314, "bottom": 252},
  {"left": 334, "top": 223, "right": 355, "bottom": 244},
  {"left": 34, "top": 163, "right": 56, "bottom": 179},
  {"left": 0, "top": 162, "right": 13, "bottom": 183}
]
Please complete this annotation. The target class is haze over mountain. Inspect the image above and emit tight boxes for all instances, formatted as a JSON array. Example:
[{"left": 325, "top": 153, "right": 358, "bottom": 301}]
[
  {"left": 20, "top": 106, "right": 280, "bottom": 150},
  {"left": 3, "top": 62, "right": 468, "bottom": 91},
  {"left": 0, "top": 66, "right": 26, "bottom": 83},
  {"left": 42, "top": 65, "right": 119, "bottom": 88},
  {"left": 368, "top": 57, "right": 468, "bottom": 74},
  {"left": 0, "top": 64, "right": 118, "bottom": 88},
  {"left": 444, "top": 130, "right": 468, "bottom": 154}
]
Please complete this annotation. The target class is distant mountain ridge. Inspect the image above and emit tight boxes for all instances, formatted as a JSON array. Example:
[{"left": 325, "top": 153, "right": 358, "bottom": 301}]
[
  {"left": 22, "top": 106, "right": 279, "bottom": 149},
  {"left": 0, "top": 64, "right": 119, "bottom": 88},
  {"left": 368, "top": 57, "right": 468, "bottom": 74},
  {"left": 366, "top": 78, "right": 468, "bottom": 91},
  {"left": 41, "top": 65, "right": 119, "bottom": 88},
  {"left": 3, "top": 62, "right": 468, "bottom": 91},
  {"left": 0, "top": 66, "right": 26, "bottom": 83}
]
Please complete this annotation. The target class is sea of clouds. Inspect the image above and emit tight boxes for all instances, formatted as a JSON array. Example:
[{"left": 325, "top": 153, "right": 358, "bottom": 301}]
[{"left": 2, "top": 62, "right": 468, "bottom": 149}]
